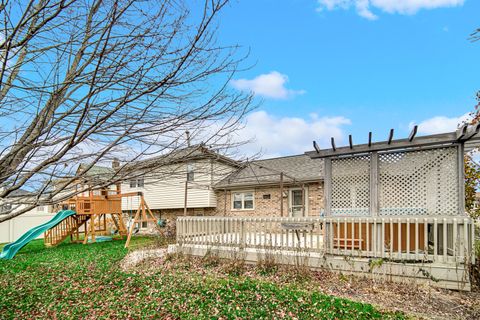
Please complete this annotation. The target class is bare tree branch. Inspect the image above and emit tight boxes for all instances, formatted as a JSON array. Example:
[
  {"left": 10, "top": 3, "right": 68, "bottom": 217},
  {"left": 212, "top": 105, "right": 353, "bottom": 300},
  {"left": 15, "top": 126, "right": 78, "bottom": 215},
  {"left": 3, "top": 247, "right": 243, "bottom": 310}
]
[{"left": 0, "top": 0, "right": 255, "bottom": 222}]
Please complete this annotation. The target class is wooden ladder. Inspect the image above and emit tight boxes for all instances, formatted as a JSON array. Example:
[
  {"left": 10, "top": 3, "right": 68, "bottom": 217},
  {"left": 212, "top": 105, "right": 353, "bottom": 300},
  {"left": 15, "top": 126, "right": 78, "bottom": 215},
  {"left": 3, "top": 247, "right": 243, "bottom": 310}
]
[
  {"left": 111, "top": 214, "right": 128, "bottom": 236},
  {"left": 44, "top": 215, "right": 90, "bottom": 246}
]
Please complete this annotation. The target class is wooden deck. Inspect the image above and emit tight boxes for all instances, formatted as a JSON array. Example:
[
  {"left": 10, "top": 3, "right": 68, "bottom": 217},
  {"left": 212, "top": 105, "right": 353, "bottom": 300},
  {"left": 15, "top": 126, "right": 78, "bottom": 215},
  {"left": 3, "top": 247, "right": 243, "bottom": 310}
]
[{"left": 175, "top": 216, "right": 476, "bottom": 291}]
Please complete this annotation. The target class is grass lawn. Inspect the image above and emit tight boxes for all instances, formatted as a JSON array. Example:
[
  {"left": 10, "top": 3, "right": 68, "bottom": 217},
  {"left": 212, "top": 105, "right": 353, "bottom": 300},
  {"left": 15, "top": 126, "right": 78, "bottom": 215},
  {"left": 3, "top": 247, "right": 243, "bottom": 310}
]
[{"left": 0, "top": 238, "right": 405, "bottom": 319}]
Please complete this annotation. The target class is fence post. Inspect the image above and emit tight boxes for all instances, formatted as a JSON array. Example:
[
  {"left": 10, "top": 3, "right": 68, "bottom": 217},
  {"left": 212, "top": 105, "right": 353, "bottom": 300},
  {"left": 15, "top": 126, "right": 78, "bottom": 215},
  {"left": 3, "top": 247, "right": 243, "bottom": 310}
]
[{"left": 240, "top": 220, "right": 245, "bottom": 249}]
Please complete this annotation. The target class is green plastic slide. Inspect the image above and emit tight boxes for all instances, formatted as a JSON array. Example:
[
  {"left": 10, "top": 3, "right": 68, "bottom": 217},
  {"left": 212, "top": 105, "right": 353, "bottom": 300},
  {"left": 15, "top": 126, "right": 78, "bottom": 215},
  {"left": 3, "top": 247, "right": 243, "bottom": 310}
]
[{"left": 0, "top": 210, "right": 76, "bottom": 260}]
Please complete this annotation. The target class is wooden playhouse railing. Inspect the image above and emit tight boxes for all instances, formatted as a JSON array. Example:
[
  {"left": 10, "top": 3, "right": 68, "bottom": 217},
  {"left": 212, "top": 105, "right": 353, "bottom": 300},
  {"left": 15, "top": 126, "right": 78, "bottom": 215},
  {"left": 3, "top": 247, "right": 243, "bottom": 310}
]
[
  {"left": 177, "top": 216, "right": 476, "bottom": 264},
  {"left": 44, "top": 191, "right": 137, "bottom": 246}
]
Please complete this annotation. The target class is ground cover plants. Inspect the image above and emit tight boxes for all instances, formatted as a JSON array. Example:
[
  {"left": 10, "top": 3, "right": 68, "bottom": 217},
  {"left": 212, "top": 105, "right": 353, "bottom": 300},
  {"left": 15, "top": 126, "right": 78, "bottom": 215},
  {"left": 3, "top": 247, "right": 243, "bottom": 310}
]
[{"left": 0, "top": 237, "right": 404, "bottom": 319}]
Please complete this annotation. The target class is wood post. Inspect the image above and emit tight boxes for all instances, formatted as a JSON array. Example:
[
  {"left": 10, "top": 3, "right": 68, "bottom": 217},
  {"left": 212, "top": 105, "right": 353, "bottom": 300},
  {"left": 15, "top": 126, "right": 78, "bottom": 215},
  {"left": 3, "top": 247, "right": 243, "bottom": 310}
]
[
  {"left": 458, "top": 143, "right": 465, "bottom": 214},
  {"left": 124, "top": 195, "right": 159, "bottom": 248},
  {"left": 125, "top": 204, "right": 141, "bottom": 248},
  {"left": 280, "top": 172, "right": 284, "bottom": 217},
  {"left": 324, "top": 158, "right": 332, "bottom": 216},
  {"left": 370, "top": 152, "right": 379, "bottom": 216},
  {"left": 302, "top": 183, "right": 305, "bottom": 217},
  {"left": 184, "top": 181, "right": 188, "bottom": 216},
  {"left": 223, "top": 189, "right": 227, "bottom": 216}
]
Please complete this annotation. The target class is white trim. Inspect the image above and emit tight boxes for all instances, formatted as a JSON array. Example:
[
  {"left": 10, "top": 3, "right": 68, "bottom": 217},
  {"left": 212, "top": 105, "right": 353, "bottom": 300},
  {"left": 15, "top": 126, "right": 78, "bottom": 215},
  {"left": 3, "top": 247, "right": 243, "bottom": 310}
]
[{"left": 231, "top": 190, "right": 255, "bottom": 211}]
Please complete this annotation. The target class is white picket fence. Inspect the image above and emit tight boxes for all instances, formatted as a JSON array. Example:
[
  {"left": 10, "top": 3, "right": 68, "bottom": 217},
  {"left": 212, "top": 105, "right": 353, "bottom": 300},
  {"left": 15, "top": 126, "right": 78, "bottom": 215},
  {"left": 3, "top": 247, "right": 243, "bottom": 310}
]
[{"left": 177, "top": 216, "right": 476, "bottom": 264}]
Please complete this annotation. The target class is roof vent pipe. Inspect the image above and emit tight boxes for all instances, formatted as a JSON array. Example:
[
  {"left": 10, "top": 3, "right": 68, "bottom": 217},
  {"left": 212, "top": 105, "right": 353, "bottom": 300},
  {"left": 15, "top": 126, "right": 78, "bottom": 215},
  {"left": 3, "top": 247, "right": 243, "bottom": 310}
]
[{"left": 185, "top": 131, "right": 191, "bottom": 147}]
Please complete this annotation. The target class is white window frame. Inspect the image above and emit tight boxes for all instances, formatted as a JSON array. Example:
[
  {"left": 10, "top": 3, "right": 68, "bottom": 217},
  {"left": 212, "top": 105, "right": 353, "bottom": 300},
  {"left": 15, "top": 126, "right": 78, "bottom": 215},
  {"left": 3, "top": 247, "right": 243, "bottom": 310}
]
[
  {"left": 231, "top": 190, "right": 255, "bottom": 211},
  {"left": 129, "top": 177, "right": 144, "bottom": 188}
]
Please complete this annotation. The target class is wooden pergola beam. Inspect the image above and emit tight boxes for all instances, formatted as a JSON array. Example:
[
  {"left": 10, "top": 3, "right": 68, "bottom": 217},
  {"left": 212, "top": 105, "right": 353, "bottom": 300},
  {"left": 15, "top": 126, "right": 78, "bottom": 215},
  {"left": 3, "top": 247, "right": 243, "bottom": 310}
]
[
  {"left": 408, "top": 125, "right": 418, "bottom": 142},
  {"left": 387, "top": 129, "right": 394, "bottom": 145},
  {"left": 456, "top": 124, "right": 468, "bottom": 140},
  {"left": 313, "top": 140, "right": 320, "bottom": 153},
  {"left": 306, "top": 131, "right": 459, "bottom": 158},
  {"left": 459, "top": 122, "right": 480, "bottom": 141}
]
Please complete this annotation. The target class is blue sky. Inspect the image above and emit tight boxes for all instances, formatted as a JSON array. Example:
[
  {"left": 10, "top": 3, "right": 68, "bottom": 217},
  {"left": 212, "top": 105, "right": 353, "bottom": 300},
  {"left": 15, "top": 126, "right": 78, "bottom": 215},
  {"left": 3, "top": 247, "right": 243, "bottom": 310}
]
[{"left": 216, "top": 0, "right": 480, "bottom": 157}]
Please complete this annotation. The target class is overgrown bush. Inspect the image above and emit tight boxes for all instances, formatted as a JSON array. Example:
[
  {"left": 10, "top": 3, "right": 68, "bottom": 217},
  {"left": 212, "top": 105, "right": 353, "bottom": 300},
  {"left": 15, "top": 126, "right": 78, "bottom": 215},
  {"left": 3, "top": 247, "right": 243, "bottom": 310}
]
[
  {"left": 202, "top": 249, "right": 221, "bottom": 268},
  {"left": 256, "top": 251, "right": 279, "bottom": 275},
  {"left": 221, "top": 258, "right": 246, "bottom": 276},
  {"left": 157, "top": 220, "right": 176, "bottom": 241},
  {"left": 290, "top": 256, "right": 313, "bottom": 282}
]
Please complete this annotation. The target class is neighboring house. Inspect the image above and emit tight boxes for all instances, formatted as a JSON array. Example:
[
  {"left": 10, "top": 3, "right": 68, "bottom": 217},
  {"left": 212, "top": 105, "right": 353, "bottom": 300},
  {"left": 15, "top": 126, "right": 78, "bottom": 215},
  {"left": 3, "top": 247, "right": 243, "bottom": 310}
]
[
  {"left": 52, "top": 162, "right": 120, "bottom": 211},
  {"left": 121, "top": 145, "right": 240, "bottom": 227},
  {"left": 214, "top": 155, "right": 324, "bottom": 217},
  {"left": 0, "top": 189, "right": 54, "bottom": 243}
]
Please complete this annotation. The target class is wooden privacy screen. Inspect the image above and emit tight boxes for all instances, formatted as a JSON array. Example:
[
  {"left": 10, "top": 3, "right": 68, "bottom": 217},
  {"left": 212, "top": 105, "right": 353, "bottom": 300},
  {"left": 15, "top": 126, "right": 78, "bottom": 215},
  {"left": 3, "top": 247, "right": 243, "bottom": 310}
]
[{"left": 333, "top": 222, "right": 426, "bottom": 253}]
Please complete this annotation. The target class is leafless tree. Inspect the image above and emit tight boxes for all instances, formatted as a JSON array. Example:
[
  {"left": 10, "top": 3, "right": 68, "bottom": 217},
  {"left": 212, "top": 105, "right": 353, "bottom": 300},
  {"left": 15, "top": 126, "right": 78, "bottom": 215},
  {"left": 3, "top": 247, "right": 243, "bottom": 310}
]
[{"left": 0, "top": 0, "right": 254, "bottom": 222}]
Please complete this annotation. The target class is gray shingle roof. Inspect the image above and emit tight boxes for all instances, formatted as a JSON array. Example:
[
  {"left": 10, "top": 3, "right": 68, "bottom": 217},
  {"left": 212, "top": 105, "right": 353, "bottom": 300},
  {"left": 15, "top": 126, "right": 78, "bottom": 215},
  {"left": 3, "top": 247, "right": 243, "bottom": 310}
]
[
  {"left": 5, "top": 189, "right": 33, "bottom": 198},
  {"left": 215, "top": 154, "right": 324, "bottom": 188},
  {"left": 76, "top": 163, "right": 115, "bottom": 182},
  {"left": 129, "top": 145, "right": 240, "bottom": 171}
]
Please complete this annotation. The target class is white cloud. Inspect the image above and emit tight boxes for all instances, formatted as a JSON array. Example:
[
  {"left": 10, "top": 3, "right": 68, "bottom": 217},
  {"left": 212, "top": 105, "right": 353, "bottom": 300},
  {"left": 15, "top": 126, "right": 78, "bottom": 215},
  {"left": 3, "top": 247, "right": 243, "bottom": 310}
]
[
  {"left": 230, "top": 71, "right": 305, "bottom": 100},
  {"left": 356, "top": 0, "right": 378, "bottom": 20},
  {"left": 410, "top": 112, "right": 471, "bottom": 135},
  {"left": 317, "top": 0, "right": 464, "bottom": 19},
  {"left": 236, "top": 111, "right": 351, "bottom": 158}
]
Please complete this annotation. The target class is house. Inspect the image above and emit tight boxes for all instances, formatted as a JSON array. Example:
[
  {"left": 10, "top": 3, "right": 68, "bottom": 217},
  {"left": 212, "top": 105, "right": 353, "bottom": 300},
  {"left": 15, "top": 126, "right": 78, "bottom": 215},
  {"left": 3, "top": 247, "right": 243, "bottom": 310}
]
[
  {"left": 120, "top": 145, "right": 240, "bottom": 228},
  {"left": 214, "top": 155, "right": 324, "bottom": 217},
  {"left": 52, "top": 162, "right": 120, "bottom": 210},
  {"left": 175, "top": 126, "right": 479, "bottom": 290}
]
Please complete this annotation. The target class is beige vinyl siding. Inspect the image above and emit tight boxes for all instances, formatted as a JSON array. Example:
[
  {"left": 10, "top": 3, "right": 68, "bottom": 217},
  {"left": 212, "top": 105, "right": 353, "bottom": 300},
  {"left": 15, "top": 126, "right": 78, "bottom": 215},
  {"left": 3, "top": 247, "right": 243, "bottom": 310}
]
[{"left": 121, "top": 159, "right": 236, "bottom": 210}]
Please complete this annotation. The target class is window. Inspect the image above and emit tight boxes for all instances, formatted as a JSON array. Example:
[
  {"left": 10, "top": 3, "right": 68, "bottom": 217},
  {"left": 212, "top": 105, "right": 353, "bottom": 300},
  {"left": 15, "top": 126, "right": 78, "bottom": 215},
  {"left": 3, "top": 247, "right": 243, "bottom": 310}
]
[
  {"left": 187, "top": 164, "right": 195, "bottom": 182},
  {"left": 36, "top": 206, "right": 45, "bottom": 212},
  {"left": 129, "top": 177, "right": 144, "bottom": 188},
  {"left": 263, "top": 194, "right": 271, "bottom": 200},
  {"left": 232, "top": 191, "right": 254, "bottom": 210}
]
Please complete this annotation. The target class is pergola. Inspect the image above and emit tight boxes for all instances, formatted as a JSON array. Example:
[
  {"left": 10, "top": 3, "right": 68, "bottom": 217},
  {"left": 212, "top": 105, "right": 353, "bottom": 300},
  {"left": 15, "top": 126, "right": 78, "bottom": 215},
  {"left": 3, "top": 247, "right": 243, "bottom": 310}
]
[{"left": 306, "top": 124, "right": 480, "bottom": 218}]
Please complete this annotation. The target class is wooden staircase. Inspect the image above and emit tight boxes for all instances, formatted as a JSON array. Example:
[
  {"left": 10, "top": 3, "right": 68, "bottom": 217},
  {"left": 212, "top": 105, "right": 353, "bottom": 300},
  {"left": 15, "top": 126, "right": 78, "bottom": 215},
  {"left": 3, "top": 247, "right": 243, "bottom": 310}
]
[{"left": 44, "top": 215, "right": 90, "bottom": 246}]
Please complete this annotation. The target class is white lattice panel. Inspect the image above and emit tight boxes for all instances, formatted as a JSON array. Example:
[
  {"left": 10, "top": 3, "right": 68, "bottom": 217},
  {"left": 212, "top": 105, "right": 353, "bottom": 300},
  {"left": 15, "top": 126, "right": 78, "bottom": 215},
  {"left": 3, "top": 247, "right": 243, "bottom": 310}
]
[
  {"left": 379, "top": 147, "right": 458, "bottom": 216},
  {"left": 331, "top": 155, "right": 370, "bottom": 216}
]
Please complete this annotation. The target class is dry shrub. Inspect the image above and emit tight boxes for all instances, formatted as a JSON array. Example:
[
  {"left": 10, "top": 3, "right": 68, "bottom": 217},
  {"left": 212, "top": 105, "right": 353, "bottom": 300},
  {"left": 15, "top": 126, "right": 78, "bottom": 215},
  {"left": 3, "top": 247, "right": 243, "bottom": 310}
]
[
  {"left": 221, "top": 250, "right": 246, "bottom": 276},
  {"left": 157, "top": 221, "right": 177, "bottom": 240},
  {"left": 164, "top": 250, "right": 193, "bottom": 270},
  {"left": 257, "top": 251, "right": 279, "bottom": 275},
  {"left": 202, "top": 249, "right": 221, "bottom": 268},
  {"left": 291, "top": 256, "right": 313, "bottom": 282},
  {"left": 222, "top": 258, "right": 246, "bottom": 276}
]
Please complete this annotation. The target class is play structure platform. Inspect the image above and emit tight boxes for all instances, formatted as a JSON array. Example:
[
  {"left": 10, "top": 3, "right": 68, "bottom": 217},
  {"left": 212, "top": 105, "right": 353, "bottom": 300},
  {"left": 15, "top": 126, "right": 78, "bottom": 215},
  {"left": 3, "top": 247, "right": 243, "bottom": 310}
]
[
  {"left": 44, "top": 192, "right": 129, "bottom": 247},
  {"left": 0, "top": 189, "right": 157, "bottom": 259}
]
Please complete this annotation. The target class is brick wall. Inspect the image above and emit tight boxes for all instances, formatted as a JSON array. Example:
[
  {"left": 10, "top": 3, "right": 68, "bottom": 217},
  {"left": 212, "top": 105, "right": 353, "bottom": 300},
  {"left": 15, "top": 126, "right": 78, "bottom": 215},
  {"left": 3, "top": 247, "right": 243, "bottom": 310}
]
[
  {"left": 122, "top": 207, "right": 216, "bottom": 235},
  {"left": 214, "top": 182, "right": 324, "bottom": 217}
]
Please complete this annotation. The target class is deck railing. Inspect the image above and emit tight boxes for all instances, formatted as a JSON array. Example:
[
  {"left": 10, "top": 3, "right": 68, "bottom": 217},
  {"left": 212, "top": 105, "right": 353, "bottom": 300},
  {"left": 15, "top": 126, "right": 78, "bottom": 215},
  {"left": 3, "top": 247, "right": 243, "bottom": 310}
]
[
  {"left": 62, "top": 196, "right": 121, "bottom": 215},
  {"left": 176, "top": 216, "right": 476, "bottom": 264}
]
